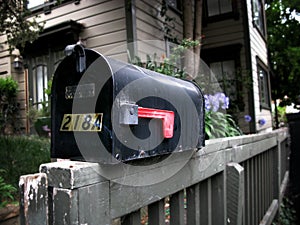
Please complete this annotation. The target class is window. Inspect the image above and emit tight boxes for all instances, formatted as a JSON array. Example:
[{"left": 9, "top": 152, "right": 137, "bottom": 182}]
[
  {"left": 27, "top": 0, "right": 78, "bottom": 13},
  {"left": 201, "top": 44, "right": 244, "bottom": 110},
  {"left": 257, "top": 64, "right": 270, "bottom": 109},
  {"left": 203, "top": 0, "right": 239, "bottom": 23},
  {"left": 27, "top": 0, "right": 44, "bottom": 9},
  {"left": 207, "top": 0, "right": 233, "bottom": 17},
  {"left": 32, "top": 64, "right": 48, "bottom": 109},
  {"left": 210, "top": 60, "right": 237, "bottom": 101},
  {"left": 252, "top": 0, "right": 265, "bottom": 35},
  {"left": 166, "top": 0, "right": 182, "bottom": 12},
  {"left": 28, "top": 52, "right": 64, "bottom": 109}
]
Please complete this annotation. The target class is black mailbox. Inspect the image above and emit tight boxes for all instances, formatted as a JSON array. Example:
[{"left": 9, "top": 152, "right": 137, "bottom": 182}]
[{"left": 51, "top": 44, "right": 205, "bottom": 163}]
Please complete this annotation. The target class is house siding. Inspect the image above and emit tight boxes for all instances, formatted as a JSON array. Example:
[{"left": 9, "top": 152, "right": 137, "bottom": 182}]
[
  {"left": 246, "top": 0, "right": 272, "bottom": 132},
  {"left": 135, "top": 0, "right": 183, "bottom": 61},
  {"left": 34, "top": 0, "right": 128, "bottom": 60},
  {"left": 0, "top": 35, "right": 11, "bottom": 75},
  {"left": 201, "top": 0, "right": 272, "bottom": 133}
]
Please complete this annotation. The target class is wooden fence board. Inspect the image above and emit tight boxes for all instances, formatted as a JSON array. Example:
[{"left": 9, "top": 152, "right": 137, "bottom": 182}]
[
  {"left": 148, "top": 199, "right": 165, "bottom": 225},
  {"left": 170, "top": 190, "right": 185, "bottom": 225},
  {"left": 186, "top": 183, "right": 200, "bottom": 225},
  {"left": 121, "top": 210, "right": 141, "bottom": 225},
  {"left": 78, "top": 182, "right": 110, "bottom": 225},
  {"left": 226, "top": 163, "right": 244, "bottom": 225},
  {"left": 52, "top": 187, "right": 78, "bottom": 225}
]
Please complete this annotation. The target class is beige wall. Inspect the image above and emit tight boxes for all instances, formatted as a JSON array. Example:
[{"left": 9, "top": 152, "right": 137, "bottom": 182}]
[{"left": 135, "top": 0, "right": 183, "bottom": 62}]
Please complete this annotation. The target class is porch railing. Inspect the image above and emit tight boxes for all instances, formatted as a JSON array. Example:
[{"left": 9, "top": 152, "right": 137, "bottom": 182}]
[{"left": 19, "top": 128, "right": 289, "bottom": 225}]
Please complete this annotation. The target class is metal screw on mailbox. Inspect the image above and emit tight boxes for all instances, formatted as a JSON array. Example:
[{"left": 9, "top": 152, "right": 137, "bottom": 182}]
[{"left": 130, "top": 107, "right": 135, "bottom": 115}]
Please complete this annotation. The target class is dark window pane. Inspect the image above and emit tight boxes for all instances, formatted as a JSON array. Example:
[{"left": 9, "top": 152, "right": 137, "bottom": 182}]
[
  {"left": 220, "top": 0, "right": 232, "bottom": 14},
  {"left": 208, "top": 0, "right": 220, "bottom": 16},
  {"left": 252, "top": 0, "right": 265, "bottom": 34},
  {"left": 207, "top": 0, "right": 233, "bottom": 17}
]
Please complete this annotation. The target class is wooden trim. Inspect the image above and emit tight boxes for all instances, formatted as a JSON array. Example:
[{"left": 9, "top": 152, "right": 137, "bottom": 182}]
[
  {"left": 250, "top": 0, "right": 267, "bottom": 41},
  {"left": 241, "top": 0, "right": 256, "bottom": 133},
  {"left": 256, "top": 56, "right": 271, "bottom": 110},
  {"left": 125, "top": 0, "right": 137, "bottom": 61}
]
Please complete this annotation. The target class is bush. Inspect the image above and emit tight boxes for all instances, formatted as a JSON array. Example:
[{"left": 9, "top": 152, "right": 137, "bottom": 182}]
[
  {"left": 0, "top": 135, "right": 50, "bottom": 188},
  {"left": 0, "top": 76, "right": 20, "bottom": 134},
  {"left": 273, "top": 198, "right": 297, "bottom": 225},
  {"left": 0, "top": 170, "right": 17, "bottom": 208},
  {"left": 204, "top": 93, "right": 242, "bottom": 139}
]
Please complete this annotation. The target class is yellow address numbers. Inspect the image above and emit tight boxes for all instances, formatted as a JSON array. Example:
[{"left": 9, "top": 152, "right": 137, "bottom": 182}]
[{"left": 60, "top": 113, "right": 103, "bottom": 132}]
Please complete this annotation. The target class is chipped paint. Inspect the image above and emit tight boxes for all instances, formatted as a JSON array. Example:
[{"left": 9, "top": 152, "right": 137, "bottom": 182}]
[{"left": 19, "top": 173, "right": 48, "bottom": 225}]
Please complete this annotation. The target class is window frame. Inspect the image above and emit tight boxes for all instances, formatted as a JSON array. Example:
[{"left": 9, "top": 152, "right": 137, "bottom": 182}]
[
  {"left": 256, "top": 57, "right": 271, "bottom": 110},
  {"left": 32, "top": 63, "right": 48, "bottom": 109},
  {"left": 209, "top": 60, "right": 237, "bottom": 98},
  {"left": 251, "top": 0, "right": 266, "bottom": 38},
  {"left": 27, "top": 0, "right": 79, "bottom": 14},
  {"left": 166, "top": 0, "right": 182, "bottom": 14},
  {"left": 27, "top": 51, "right": 65, "bottom": 110},
  {"left": 203, "top": 0, "right": 239, "bottom": 23}
]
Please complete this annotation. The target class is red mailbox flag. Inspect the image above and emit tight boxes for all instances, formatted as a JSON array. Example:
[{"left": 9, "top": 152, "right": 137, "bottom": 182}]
[{"left": 138, "top": 107, "right": 175, "bottom": 138}]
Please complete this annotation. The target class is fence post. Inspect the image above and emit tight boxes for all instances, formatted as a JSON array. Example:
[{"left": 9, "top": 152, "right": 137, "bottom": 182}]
[
  {"left": 19, "top": 173, "right": 48, "bottom": 225},
  {"left": 226, "top": 162, "right": 244, "bottom": 225},
  {"left": 40, "top": 161, "right": 110, "bottom": 225}
]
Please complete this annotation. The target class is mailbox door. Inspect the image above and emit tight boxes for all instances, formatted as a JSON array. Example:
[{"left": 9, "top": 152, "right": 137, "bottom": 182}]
[{"left": 51, "top": 49, "right": 114, "bottom": 162}]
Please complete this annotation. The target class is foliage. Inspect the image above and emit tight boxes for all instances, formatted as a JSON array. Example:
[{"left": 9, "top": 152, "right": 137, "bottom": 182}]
[
  {"left": 204, "top": 93, "right": 242, "bottom": 139},
  {"left": 0, "top": 0, "right": 44, "bottom": 51},
  {"left": 0, "top": 169, "right": 17, "bottom": 208},
  {"left": 130, "top": 39, "right": 242, "bottom": 139},
  {"left": 266, "top": 0, "right": 300, "bottom": 107},
  {"left": 273, "top": 104, "right": 287, "bottom": 128},
  {"left": 39, "top": 76, "right": 52, "bottom": 117},
  {"left": 273, "top": 198, "right": 297, "bottom": 225},
  {"left": 0, "top": 135, "right": 50, "bottom": 188},
  {"left": 129, "top": 39, "right": 200, "bottom": 79},
  {"left": 0, "top": 76, "right": 20, "bottom": 134},
  {"left": 0, "top": 76, "right": 18, "bottom": 98}
]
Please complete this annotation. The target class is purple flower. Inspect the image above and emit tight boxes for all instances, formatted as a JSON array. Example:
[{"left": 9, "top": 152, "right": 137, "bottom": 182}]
[
  {"left": 211, "top": 95, "right": 220, "bottom": 112},
  {"left": 258, "top": 118, "right": 266, "bottom": 126},
  {"left": 42, "top": 125, "right": 51, "bottom": 132},
  {"left": 244, "top": 115, "right": 252, "bottom": 123},
  {"left": 204, "top": 92, "right": 230, "bottom": 112},
  {"left": 204, "top": 95, "right": 211, "bottom": 111}
]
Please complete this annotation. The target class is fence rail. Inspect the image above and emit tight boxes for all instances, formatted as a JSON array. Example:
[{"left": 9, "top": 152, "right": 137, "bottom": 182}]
[{"left": 19, "top": 128, "right": 289, "bottom": 225}]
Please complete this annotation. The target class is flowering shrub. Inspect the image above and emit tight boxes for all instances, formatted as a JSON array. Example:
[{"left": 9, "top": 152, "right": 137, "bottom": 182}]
[
  {"left": 204, "top": 92, "right": 229, "bottom": 112},
  {"left": 205, "top": 93, "right": 242, "bottom": 139}
]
